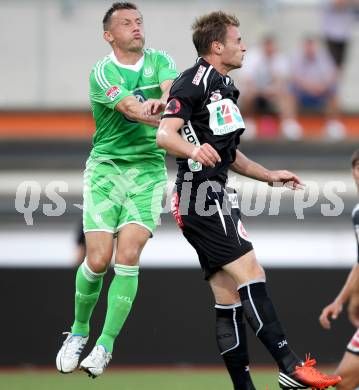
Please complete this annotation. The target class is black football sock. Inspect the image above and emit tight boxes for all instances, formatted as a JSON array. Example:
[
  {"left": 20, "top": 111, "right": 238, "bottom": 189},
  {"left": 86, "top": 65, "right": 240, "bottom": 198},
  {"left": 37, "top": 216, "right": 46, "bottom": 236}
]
[
  {"left": 215, "top": 303, "right": 256, "bottom": 390},
  {"left": 238, "top": 281, "right": 301, "bottom": 374}
]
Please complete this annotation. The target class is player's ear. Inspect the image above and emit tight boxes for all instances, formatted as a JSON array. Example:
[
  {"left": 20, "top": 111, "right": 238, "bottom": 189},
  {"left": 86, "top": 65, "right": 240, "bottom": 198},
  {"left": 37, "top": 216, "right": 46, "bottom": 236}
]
[
  {"left": 212, "top": 41, "right": 223, "bottom": 55},
  {"left": 103, "top": 30, "right": 114, "bottom": 44}
]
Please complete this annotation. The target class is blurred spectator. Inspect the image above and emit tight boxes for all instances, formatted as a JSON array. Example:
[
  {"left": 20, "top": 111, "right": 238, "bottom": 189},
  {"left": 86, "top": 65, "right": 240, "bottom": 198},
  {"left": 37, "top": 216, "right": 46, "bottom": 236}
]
[
  {"left": 235, "top": 35, "right": 298, "bottom": 139},
  {"left": 321, "top": 0, "right": 359, "bottom": 72},
  {"left": 288, "top": 36, "right": 346, "bottom": 140}
]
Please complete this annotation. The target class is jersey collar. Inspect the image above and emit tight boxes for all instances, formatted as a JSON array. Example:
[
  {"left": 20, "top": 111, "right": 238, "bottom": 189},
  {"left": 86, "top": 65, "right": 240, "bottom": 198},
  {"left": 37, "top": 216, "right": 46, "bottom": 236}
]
[{"left": 109, "top": 51, "right": 145, "bottom": 72}]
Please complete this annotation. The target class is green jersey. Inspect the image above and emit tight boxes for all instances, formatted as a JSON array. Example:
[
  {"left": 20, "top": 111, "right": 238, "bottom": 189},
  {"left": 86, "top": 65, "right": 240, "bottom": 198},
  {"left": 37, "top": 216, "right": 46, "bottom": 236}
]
[{"left": 89, "top": 49, "right": 178, "bottom": 163}]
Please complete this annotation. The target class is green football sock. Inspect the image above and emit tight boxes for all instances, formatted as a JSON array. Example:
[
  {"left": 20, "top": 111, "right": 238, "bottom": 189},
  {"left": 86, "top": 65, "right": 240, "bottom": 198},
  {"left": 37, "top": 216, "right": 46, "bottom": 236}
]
[
  {"left": 71, "top": 259, "right": 106, "bottom": 336},
  {"left": 96, "top": 264, "right": 139, "bottom": 353}
]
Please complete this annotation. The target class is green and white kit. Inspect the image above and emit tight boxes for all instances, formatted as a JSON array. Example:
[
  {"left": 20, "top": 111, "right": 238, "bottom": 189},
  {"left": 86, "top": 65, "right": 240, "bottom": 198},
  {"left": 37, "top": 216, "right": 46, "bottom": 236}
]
[{"left": 84, "top": 49, "right": 177, "bottom": 234}]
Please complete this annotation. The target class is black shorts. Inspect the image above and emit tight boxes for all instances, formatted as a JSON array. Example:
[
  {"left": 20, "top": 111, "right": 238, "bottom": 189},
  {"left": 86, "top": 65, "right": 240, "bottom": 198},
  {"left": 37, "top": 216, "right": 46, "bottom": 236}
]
[{"left": 172, "top": 180, "right": 253, "bottom": 280}]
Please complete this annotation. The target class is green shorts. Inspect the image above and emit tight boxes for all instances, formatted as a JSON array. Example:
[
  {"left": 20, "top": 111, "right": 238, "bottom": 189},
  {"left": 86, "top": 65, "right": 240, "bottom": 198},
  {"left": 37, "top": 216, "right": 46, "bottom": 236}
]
[{"left": 83, "top": 157, "right": 167, "bottom": 235}]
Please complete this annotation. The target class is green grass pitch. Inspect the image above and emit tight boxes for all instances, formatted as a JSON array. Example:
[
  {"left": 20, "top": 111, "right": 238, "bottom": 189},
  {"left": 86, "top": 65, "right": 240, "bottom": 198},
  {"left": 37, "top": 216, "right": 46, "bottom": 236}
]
[{"left": 0, "top": 368, "right": 278, "bottom": 390}]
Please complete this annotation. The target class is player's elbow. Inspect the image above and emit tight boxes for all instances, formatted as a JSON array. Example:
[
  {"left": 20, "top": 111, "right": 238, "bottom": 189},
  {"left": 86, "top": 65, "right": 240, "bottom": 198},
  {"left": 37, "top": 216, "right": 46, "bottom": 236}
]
[{"left": 156, "top": 126, "right": 167, "bottom": 149}]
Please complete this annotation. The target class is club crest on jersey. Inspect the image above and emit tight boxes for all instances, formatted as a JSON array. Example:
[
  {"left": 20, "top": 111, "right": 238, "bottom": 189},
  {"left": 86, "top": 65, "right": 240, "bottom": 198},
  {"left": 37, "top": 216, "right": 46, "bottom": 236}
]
[
  {"left": 207, "top": 98, "right": 245, "bottom": 135},
  {"left": 181, "top": 123, "right": 203, "bottom": 172},
  {"left": 106, "top": 86, "right": 121, "bottom": 101},
  {"left": 210, "top": 90, "right": 222, "bottom": 102},
  {"left": 164, "top": 99, "right": 181, "bottom": 115},
  {"left": 192, "top": 65, "right": 206, "bottom": 85},
  {"left": 143, "top": 66, "right": 154, "bottom": 77}
]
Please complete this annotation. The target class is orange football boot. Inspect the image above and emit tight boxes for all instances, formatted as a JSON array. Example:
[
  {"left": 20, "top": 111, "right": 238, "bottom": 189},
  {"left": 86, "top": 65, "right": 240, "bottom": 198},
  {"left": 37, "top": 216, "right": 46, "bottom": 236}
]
[{"left": 278, "top": 354, "right": 341, "bottom": 389}]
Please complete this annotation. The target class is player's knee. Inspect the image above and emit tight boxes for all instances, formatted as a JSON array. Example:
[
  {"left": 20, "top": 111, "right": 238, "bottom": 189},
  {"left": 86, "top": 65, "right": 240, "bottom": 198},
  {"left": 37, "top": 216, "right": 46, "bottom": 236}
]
[
  {"left": 86, "top": 251, "right": 112, "bottom": 273},
  {"left": 247, "top": 262, "right": 265, "bottom": 281},
  {"left": 115, "top": 247, "right": 140, "bottom": 266}
]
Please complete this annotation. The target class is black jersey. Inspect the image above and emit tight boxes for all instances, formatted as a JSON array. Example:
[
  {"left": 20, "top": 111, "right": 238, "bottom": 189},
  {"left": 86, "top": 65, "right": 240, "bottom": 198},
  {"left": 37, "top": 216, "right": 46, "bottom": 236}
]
[
  {"left": 162, "top": 58, "right": 245, "bottom": 185},
  {"left": 353, "top": 204, "right": 359, "bottom": 263}
]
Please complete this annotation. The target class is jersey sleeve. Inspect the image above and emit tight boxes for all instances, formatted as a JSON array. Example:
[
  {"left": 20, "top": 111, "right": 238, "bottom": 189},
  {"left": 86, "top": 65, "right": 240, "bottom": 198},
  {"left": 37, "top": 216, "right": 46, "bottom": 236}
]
[
  {"left": 155, "top": 51, "right": 178, "bottom": 84},
  {"left": 161, "top": 71, "right": 205, "bottom": 122},
  {"left": 89, "top": 63, "right": 132, "bottom": 110}
]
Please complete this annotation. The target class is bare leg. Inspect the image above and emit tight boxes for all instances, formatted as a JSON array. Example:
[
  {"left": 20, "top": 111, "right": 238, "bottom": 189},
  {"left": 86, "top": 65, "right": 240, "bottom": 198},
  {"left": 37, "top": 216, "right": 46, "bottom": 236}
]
[{"left": 336, "top": 351, "right": 359, "bottom": 390}]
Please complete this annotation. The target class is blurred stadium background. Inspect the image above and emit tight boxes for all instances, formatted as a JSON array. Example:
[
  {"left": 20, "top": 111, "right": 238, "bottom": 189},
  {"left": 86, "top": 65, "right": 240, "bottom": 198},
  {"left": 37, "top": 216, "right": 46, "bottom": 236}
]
[{"left": 1, "top": 0, "right": 359, "bottom": 389}]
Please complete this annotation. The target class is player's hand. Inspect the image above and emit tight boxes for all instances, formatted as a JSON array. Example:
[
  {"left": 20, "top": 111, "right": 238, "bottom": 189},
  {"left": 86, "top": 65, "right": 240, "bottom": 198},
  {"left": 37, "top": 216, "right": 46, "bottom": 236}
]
[
  {"left": 348, "top": 294, "right": 359, "bottom": 328},
  {"left": 268, "top": 170, "right": 304, "bottom": 190},
  {"left": 142, "top": 99, "right": 166, "bottom": 116},
  {"left": 319, "top": 301, "right": 343, "bottom": 330},
  {"left": 191, "top": 144, "right": 221, "bottom": 168}
]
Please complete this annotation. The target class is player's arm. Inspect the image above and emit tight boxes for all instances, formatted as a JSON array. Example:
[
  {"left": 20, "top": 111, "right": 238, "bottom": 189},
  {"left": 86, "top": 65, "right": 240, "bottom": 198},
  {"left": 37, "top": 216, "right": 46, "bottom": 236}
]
[
  {"left": 348, "top": 265, "right": 359, "bottom": 327},
  {"left": 90, "top": 66, "right": 160, "bottom": 127},
  {"left": 230, "top": 150, "right": 303, "bottom": 189},
  {"left": 319, "top": 263, "right": 359, "bottom": 329},
  {"left": 157, "top": 118, "right": 221, "bottom": 167},
  {"left": 142, "top": 79, "right": 174, "bottom": 116},
  {"left": 115, "top": 96, "right": 160, "bottom": 127}
]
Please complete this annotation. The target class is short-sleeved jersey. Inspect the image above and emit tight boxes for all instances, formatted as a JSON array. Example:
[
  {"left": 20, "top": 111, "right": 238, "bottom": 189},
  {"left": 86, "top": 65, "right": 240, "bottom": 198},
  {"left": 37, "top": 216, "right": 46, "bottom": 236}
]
[
  {"left": 353, "top": 204, "right": 359, "bottom": 263},
  {"left": 89, "top": 49, "right": 177, "bottom": 163},
  {"left": 162, "top": 58, "right": 245, "bottom": 185}
]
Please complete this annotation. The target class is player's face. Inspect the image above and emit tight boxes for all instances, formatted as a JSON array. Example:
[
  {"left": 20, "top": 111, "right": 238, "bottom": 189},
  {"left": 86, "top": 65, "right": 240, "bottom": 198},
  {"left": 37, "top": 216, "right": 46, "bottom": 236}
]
[
  {"left": 353, "top": 161, "right": 359, "bottom": 191},
  {"left": 106, "top": 9, "right": 145, "bottom": 52},
  {"left": 221, "top": 26, "right": 246, "bottom": 70}
]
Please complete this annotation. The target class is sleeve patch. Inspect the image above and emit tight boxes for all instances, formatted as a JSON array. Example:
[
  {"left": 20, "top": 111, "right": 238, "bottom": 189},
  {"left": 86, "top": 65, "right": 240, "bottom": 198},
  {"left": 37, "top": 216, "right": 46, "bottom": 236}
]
[
  {"left": 106, "top": 86, "right": 121, "bottom": 101},
  {"left": 164, "top": 98, "right": 181, "bottom": 115}
]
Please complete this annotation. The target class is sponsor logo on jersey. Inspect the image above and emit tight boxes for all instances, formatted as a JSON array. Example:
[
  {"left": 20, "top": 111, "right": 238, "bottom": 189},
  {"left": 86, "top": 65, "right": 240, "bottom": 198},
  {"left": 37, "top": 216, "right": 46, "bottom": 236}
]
[
  {"left": 181, "top": 122, "right": 203, "bottom": 172},
  {"left": 164, "top": 98, "right": 181, "bottom": 115},
  {"left": 210, "top": 90, "right": 222, "bottom": 102},
  {"left": 207, "top": 98, "right": 245, "bottom": 135},
  {"left": 106, "top": 86, "right": 121, "bottom": 101},
  {"left": 192, "top": 65, "right": 206, "bottom": 85},
  {"left": 188, "top": 159, "right": 202, "bottom": 172},
  {"left": 237, "top": 218, "right": 250, "bottom": 241},
  {"left": 144, "top": 66, "right": 154, "bottom": 77}
]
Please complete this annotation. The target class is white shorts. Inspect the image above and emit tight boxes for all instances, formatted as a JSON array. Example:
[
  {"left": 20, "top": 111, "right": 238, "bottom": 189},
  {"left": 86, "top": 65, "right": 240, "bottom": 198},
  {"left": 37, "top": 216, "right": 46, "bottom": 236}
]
[{"left": 347, "top": 329, "right": 359, "bottom": 355}]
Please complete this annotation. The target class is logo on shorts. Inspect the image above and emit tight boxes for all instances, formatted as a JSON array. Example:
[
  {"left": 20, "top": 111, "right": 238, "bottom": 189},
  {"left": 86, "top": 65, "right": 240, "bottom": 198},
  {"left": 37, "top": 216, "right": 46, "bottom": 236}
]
[
  {"left": 237, "top": 218, "right": 250, "bottom": 241},
  {"left": 171, "top": 193, "right": 184, "bottom": 228},
  {"left": 192, "top": 65, "right": 206, "bottom": 85},
  {"left": 106, "top": 86, "right": 121, "bottom": 101},
  {"left": 228, "top": 193, "right": 239, "bottom": 209},
  {"left": 94, "top": 213, "right": 102, "bottom": 223},
  {"left": 164, "top": 98, "right": 181, "bottom": 115}
]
